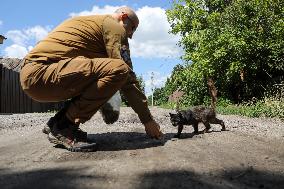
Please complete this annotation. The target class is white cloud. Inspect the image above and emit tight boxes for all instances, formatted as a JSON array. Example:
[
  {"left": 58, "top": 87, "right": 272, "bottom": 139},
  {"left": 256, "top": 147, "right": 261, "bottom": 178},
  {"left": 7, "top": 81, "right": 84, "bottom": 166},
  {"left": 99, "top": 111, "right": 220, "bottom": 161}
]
[
  {"left": 4, "top": 44, "right": 28, "bottom": 58},
  {"left": 0, "top": 20, "right": 3, "bottom": 26},
  {"left": 25, "top": 26, "right": 50, "bottom": 42},
  {"left": 131, "top": 6, "right": 181, "bottom": 58},
  {"left": 6, "top": 30, "right": 28, "bottom": 46},
  {"left": 69, "top": 5, "right": 181, "bottom": 59},
  {"left": 3, "top": 5, "right": 182, "bottom": 60},
  {"left": 4, "top": 26, "right": 51, "bottom": 58},
  {"left": 69, "top": 5, "right": 120, "bottom": 17}
]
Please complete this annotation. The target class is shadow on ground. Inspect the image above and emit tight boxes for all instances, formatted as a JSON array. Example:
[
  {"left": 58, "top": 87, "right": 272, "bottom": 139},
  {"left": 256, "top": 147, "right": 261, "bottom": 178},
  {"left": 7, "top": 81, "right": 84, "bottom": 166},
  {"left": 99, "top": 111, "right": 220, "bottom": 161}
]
[
  {"left": 58, "top": 130, "right": 228, "bottom": 152},
  {"left": 87, "top": 132, "right": 170, "bottom": 151},
  {"left": 137, "top": 168, "right": 284, "bottom": 189},
  {"left": 1, "top": 167, "right": 283, "bottom": 189},
  {"left": 0, "top": 167, "right": 106, "bottom": 189},
  {"left": 86, "top": 130, "right": 224, "bottom": 151}
]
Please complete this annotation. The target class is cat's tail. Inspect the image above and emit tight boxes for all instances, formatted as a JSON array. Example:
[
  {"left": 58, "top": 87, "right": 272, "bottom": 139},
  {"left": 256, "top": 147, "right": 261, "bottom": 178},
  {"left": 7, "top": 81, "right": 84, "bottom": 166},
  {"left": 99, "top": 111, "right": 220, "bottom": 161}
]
[{"left": 207, "top": 77, "right": 217, "bottom": 110}]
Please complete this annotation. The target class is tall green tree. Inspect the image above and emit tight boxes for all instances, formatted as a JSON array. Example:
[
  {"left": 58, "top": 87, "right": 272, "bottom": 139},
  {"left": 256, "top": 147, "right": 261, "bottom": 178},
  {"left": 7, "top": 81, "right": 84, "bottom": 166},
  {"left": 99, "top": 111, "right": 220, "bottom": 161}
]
[{"left": 166, "top": 0, "right": 284, "bottom": 104}]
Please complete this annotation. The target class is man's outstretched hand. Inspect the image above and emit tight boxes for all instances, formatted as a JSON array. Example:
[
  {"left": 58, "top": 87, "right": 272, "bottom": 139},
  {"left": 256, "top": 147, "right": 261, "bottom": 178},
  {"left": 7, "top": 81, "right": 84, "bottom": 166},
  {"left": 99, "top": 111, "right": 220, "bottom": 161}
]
[{"left": 144, "top": 120, "right": 163, "bottom": 139}]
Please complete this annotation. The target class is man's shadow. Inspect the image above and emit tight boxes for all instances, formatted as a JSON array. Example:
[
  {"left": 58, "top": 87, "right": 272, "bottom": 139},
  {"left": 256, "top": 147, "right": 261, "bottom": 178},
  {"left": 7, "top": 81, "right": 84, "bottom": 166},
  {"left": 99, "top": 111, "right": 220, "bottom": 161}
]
[
  {"left": 54, "top": 130, "right": 227, "bottom": 151},
  {"left": 86, "top": 132, "right": 167, "bottom": 151},
  {"left": 85, "top": 131, "right": 206, "bottom": 151}
]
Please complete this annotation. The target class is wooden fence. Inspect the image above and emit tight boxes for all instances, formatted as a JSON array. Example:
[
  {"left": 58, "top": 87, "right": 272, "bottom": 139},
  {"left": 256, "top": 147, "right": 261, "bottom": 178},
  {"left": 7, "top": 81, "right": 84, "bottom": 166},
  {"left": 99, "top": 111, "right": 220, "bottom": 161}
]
[{"left": 0, "top": 58, "right": 62, "bottom": 113}]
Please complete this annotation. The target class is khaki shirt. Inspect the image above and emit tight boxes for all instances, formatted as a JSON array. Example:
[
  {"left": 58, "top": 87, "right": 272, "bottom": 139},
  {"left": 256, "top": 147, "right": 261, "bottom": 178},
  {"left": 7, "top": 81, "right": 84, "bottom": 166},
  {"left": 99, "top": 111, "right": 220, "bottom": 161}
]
[
  {"left": 25, "top": 15, "right": 152, "bottom": 123},
  {"left": 26, "top": 15, "right": 126, "bottom": 61}
]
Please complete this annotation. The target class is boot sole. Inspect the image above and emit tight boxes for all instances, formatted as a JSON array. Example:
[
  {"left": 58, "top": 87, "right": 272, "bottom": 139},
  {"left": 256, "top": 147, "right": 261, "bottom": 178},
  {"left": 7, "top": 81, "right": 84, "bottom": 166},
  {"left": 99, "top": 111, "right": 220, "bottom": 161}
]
[
  {"left": 48, "top": 133, "right": 97, "bottom": 152},
  {"left": 44, "top": 125, "right": 89, "bottom": 142}
]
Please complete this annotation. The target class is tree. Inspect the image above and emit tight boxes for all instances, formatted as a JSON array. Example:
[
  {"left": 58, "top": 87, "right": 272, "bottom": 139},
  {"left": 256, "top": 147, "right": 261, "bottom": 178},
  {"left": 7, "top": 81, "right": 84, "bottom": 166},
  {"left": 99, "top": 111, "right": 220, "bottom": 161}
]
[
  {"left": 151, "top": 87, "right": 168, "bottom": 106},
  {"left": 137, "top": 75, "right": 145, "bottom": 94},
  {"left": 166, "top": 0, "right": 284, "bottom": 104}
]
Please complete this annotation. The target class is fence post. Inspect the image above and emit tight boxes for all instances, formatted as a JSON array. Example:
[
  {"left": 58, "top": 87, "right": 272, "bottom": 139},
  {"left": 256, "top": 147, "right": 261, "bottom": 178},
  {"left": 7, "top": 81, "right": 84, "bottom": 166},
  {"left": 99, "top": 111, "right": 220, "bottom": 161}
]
[{"left": 0, "top": 63, "right": 2, "bottom": 112}]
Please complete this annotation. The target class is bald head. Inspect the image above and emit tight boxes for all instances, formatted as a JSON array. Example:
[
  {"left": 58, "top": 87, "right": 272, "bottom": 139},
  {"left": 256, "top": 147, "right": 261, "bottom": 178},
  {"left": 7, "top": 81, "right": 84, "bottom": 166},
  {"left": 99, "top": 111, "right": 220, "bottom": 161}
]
[{"left": 114, "top": 6, "right": 139, "bottom": 28}]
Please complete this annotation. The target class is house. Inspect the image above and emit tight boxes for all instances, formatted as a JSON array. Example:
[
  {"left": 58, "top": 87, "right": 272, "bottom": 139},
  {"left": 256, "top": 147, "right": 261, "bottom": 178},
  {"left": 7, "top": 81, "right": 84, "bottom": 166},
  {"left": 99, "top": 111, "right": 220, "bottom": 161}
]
[{"left": 0, "top": 35, "right": 7, "bottom": 44}]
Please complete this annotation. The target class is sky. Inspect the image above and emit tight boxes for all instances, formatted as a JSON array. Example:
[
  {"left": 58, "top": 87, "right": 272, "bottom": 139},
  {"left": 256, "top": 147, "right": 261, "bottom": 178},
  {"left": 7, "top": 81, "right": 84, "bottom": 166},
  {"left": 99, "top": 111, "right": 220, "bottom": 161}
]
[{"left": 0, "top": 0, "right": 183, "bottom": 96}]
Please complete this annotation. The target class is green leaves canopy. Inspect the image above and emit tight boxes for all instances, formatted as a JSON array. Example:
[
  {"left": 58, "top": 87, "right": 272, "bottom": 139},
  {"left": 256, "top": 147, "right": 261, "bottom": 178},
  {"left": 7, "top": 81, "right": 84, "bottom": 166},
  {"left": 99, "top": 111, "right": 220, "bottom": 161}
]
[{"left": 165, "top": 0, "right": 284, "bottom": 104}]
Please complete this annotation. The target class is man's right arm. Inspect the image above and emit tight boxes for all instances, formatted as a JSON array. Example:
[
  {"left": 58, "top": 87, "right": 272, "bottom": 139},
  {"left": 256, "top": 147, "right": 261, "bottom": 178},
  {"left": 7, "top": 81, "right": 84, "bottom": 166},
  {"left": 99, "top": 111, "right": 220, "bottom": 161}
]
[
  {"left": 120, "top": 65, "right": 163, "bottom": 140},
  {"left": 120, "top": 45, "right": 162, "bottom": 139}
]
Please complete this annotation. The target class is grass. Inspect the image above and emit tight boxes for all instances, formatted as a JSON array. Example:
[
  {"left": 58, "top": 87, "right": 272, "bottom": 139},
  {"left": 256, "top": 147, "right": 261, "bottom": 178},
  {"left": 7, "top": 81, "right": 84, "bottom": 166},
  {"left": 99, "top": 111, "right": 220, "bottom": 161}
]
[
  {"left": 217, "top": 98, "right": 284, "bottom": 119},
  {"left": 158, "top": 97, "right": 284, "bottom": 119}
]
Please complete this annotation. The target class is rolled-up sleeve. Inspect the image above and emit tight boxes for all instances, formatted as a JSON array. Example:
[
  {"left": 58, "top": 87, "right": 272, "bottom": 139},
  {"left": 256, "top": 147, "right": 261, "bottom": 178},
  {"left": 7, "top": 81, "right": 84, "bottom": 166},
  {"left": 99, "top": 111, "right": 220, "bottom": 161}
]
[
  {"left": 102, "top": 16, "right": 153, "bottom": 124},
  {"left": 120, "top": 46, "right": 153, "bottom": 124},
  {"left": 121, "top": 72, "right": 153, "bottom": 124}
]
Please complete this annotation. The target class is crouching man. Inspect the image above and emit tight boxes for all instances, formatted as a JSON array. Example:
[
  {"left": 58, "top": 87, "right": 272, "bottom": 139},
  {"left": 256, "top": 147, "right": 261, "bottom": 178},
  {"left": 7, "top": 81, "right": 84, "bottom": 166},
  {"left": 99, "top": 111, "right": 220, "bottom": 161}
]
[{"left": 20, "top": 6, "right": 163, "bottom": 152}]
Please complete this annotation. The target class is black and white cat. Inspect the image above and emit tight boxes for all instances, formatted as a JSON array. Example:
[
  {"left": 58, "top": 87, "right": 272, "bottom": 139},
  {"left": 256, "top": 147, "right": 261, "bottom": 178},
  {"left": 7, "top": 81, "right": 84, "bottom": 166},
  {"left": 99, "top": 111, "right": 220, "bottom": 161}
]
[
  {"left": 169, "top": 106, "right": 226, "bottom": 138},
  {"left": 169, "top": 78, "right": 227, "bottom": 138}
]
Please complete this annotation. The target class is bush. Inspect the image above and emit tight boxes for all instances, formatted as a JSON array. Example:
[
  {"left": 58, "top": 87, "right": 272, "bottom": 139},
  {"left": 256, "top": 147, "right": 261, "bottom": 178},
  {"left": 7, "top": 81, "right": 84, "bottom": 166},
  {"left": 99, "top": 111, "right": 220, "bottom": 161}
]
[{"left": 216, "top": 98, "right": 283, "bottom": 119}]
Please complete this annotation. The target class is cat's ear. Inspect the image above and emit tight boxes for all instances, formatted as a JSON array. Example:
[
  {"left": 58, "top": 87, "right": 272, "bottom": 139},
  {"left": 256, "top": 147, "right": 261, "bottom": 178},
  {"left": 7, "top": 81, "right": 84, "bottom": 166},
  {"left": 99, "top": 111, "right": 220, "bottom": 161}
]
[{"left": 169, "top": 113, "right": 176, "bottom": 117}]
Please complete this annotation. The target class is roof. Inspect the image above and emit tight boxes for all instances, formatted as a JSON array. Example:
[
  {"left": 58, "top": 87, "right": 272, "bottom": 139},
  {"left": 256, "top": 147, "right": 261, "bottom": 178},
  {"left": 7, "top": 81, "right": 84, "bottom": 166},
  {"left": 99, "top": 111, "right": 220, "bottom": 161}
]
[
  {"left": 0, "top": 58, "right": 23, "bottom": 72},
  {"left": 0, "top": 35, "right": 7, "bottom": 39}
]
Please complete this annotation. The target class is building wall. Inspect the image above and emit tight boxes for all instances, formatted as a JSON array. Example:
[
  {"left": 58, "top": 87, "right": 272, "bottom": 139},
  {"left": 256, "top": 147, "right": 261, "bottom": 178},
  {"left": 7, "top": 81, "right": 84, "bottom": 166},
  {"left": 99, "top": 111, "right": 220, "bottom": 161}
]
[{"left": 0, "top": 58, "right": 63, "bottom": 113}]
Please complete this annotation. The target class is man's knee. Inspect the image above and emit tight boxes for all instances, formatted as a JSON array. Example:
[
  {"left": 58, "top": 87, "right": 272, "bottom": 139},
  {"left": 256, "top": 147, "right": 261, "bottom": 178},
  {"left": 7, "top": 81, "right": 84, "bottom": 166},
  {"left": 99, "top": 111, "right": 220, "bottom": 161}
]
[{"left": 111, "top": 59, "right": 129, "bottom": 80}]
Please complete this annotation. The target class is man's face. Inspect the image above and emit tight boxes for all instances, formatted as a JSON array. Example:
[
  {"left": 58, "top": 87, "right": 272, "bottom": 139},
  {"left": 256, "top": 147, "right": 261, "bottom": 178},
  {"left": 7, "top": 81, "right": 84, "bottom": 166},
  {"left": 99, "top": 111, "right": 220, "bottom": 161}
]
[{"left": 122, "top": 14, "right": 138, "bottom": 39}]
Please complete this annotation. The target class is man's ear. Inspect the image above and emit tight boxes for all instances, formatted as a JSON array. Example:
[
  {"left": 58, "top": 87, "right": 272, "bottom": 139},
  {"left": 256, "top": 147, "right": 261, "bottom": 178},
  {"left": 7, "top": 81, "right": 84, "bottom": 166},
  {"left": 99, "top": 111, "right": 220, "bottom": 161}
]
[{"left": 121, "top": 13, "right": 128, "bottom": 19}]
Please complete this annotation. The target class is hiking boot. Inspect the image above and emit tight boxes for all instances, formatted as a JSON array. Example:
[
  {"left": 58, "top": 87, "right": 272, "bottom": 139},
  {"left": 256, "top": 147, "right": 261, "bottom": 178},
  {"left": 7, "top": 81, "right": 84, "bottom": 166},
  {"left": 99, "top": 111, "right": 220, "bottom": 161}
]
[
  {"left": 42, "top": 102, "right": 69, "bottom": 134},
  {"left": 48, "top": 130, "right": 97, "bottom": 152},
  {"left": 42, "top": 102, "right": 88, "bottom": 142},
  {"left": 43, "top": 117, "right": 88, "bottom": 142},
  {"left": 48, "top": 116, "right": 97, "bottom": 152}
]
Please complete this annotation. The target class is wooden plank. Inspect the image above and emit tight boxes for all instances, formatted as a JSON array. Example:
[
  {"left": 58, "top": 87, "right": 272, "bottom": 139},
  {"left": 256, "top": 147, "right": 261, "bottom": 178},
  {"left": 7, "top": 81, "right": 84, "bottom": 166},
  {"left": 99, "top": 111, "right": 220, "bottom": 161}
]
[
  {"left": 10, "top": 70, "right": 15, "bottom": 113},
  {"left": 0, "top": 64, "right": 63, "bottom": 113},
  {"left": 32, "top": 101, "right": 37, "bottom": 112},
  {"left": 8, "top": 69, "right": 13, "bottom": 113},
  {"left": 28, "top": 94, "right": 33, "bottom": 113},
  {"left": 2, "top": 67, "right": 6, "bottom": 113},
  {"left": 12, "top": 71, "right": 16, "bottom": 113},
  {"left": 0, "top": 64, "right": 2, "bottom": 112},
  {"left": 1, "top": 68, "right": 4, "bottom": 112},
  {"left": 23, "top": 89, "right": 29, "bottom": 113},
  {"left": 37, "top": 101, "right": 42, "bottom": 112},
  {"left": 5, "top": 68, "right": 9, "bottom": 113},
  {"left": 14, "top": 71, "right": 18, "bottom": 113},
  {"left": 3, "top": 68, "right": 6, "bottom": 113},
  {"left": 15, "top": 72, "right": 20, "bottom": 113},
  {"left": 21, "top": 88, "right": 27, "bottom": 113},
  {"left": 23, "top": 92, "right": 28, "bottom": 113},
  {"left": 19, "top": 75, "right": 25, "bottom": 113},
  {"left": 15, "top": 72, "right": 18, "bottom": 112},
  {"left": 40, "top": 103, "right": 44, "bottom": 112},
  {"left": 17, "top": 73, "right": 21, "bottom": 113},
  {"left": 4, "top": 68, "right": 8, "bottom": 113}
]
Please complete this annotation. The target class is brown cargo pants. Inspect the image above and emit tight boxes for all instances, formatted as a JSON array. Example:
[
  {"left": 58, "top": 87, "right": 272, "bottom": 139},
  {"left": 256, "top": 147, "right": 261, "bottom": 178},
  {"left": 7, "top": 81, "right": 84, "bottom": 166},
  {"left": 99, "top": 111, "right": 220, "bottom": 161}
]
[{"left": 20, "top": 56, "right": 129, "bottom": 124}]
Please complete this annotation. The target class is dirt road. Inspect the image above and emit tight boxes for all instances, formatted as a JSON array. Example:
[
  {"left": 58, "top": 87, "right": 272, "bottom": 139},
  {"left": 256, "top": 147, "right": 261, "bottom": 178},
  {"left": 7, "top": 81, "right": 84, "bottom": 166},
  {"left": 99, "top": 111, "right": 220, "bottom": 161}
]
[{"left": 0, "top": 107, "right": 283, "bottom": 189}]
